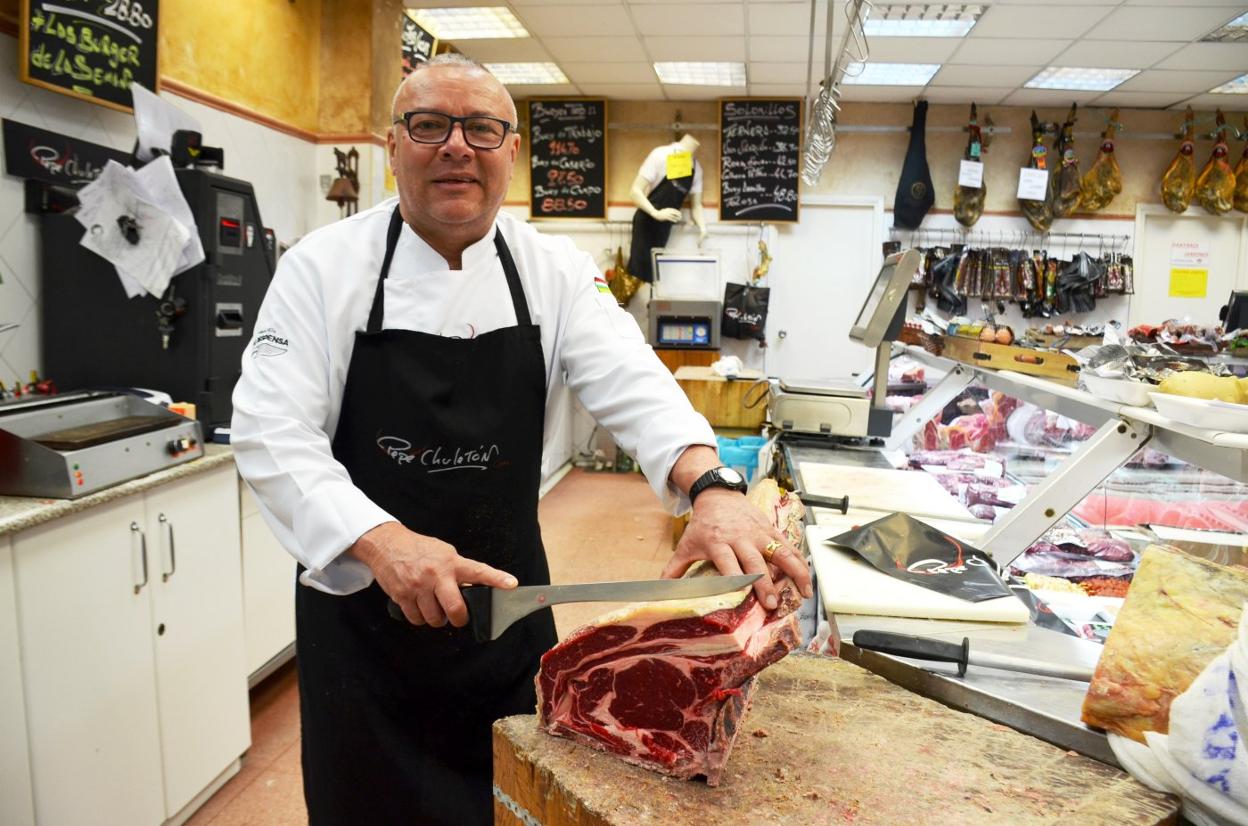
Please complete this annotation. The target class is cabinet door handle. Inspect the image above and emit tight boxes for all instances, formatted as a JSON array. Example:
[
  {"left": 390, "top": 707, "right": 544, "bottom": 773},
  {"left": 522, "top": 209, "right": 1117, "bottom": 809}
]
[
  {"left": 130, "top": 521, "right": 149, "bottom": 595},
  {"left": 159, "top": 513, "right": 177, "bottom": 582}
]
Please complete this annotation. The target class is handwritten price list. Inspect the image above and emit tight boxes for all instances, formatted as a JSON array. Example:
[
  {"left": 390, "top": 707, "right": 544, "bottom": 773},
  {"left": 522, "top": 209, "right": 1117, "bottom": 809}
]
[
  {"left": 528, "top": 99, "right": 607, "bottom": 220},
  {"left": 718, "top": 99, "right": 801, "bottom": 222},
  {"left": 21, "top": 0, "right": 159, "bottom": 112}
]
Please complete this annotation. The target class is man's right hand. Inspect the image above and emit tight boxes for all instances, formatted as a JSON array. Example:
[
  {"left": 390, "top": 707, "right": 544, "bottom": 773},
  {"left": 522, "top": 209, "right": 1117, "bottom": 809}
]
[{"left": 349, "top": 521, "right": 518, "bottom": 628}]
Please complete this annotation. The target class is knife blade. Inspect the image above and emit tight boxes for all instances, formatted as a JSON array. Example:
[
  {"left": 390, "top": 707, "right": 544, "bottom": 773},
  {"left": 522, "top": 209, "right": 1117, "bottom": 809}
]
[
  {"left": 387, "top": 574, "right": 761, "bottom": 643},
  {"left": 851, "top": 630, "right": 1095, "bottom": 682}
]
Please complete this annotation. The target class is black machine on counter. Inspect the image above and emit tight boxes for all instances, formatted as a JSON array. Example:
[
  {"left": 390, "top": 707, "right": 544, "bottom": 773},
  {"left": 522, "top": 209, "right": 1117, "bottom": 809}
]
[{"left": 40, "top": 168, "right": 274, "bottom": 433}]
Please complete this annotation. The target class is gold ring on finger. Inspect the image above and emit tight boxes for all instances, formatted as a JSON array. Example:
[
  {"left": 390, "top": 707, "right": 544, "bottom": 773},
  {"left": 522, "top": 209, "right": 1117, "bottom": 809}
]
[{"left": 762, "top": 540, "right": 783, "bottom": 564}]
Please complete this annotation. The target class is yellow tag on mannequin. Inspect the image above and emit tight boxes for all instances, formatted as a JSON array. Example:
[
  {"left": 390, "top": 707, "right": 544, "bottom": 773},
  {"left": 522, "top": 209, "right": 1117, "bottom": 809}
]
[{"left": 666, "top": 151, "right": 693, "bottom": 180}]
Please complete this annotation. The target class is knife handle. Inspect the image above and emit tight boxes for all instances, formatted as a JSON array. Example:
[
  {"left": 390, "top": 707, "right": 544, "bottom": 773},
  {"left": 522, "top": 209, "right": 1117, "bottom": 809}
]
[
  {"left": 852, "top": 630, "right": 970, "bottom": 678},
  {"left": 385, "top": 586, "right": 493, "bottom": 644}
]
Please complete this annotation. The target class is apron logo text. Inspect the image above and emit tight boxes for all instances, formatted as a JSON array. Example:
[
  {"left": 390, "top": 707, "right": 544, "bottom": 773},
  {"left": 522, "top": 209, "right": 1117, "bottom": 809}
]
[
  {"left": 376, "top": 436, "right": 416, "bottom": 464},
  {"left": 422, "top": 443, "right": 501, "bottom": 473}
]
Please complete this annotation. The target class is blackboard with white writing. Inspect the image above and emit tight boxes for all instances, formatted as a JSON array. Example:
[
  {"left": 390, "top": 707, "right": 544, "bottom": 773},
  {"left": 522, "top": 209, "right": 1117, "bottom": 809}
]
[
  {"left": 20, "top": 0, "right": 160, "bottom": 113},
  {"left": 719, "top": 99, "right": 802, "bottom": 223},
  {"left": 528, "top": 99, "right": 607, "bottom": 220}
]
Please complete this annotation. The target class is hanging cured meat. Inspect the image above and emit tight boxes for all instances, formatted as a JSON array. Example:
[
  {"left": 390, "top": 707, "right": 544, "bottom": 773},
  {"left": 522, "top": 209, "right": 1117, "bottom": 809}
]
[
  {"left": 1020, "top": 111, "right": 1053, "bottom": 232},
  {"left": 1235, "top": 117, "right": 1248, "bottom": 214},
  {"left": 953, "top": 103, "right": 986, "bottom": 228},
  {"left": 1047, "top": 104, "right": 1082, "bottom": 219},
  {"left": 1196, "top": 109, "right": 1236, "bottom": 216},
  {"left": 1161, "top": 107, "right": 1197, "bottom": 214},
  {"left": 1080, "top": 109, "right": 1123, "bottom": 212}
]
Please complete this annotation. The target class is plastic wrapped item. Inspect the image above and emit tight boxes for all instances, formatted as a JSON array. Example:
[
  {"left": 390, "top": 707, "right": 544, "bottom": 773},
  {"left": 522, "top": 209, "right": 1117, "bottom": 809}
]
[{"left": 1006, "top": 403, "right": 1095, "bottom": 448}]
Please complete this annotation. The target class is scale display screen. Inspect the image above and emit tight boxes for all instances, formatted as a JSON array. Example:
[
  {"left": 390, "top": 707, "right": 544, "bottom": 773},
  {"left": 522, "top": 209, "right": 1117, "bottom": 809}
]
[{"left": 658, "top": 318, "right": 711, "bottom": 346}]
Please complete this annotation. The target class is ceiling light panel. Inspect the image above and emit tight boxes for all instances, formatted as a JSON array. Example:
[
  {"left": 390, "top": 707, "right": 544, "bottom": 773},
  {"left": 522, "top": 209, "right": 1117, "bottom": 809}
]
[
  {"left": 1210, "top": 73, "right": 1248, "bottom": 94},
  {"left": 843, "top": 62, "right": 941, "bottom": 86},
  {"left": 409, "top": 7, "right": 529, "bottom": 40},
  {"left": 484, "top": 62, "right": 568, "bottom": 84},
  {"left": 654, "top": 62, "right": 746, "bottom": 86},
  {"left": 1024, "top": 66, "right": 1139, "bottom": 92},
  {"left": 864, "top": 4, "right": 983, "bottom": 37},
  {"left": 1203, "top": 12, "right": 1248, "bottom": 43}
]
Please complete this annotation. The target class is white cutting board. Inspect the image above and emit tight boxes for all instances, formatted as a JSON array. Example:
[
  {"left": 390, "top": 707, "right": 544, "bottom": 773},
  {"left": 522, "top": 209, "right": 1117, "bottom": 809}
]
[
  {"left": 808, "top": 525, "right": 1029, "bottom": 624},
  {"left": 799, "top": 463, "right": 977, "bottom": 523},
  {"left": 812, "top": 507, "right": 992, "bottom": 545}
]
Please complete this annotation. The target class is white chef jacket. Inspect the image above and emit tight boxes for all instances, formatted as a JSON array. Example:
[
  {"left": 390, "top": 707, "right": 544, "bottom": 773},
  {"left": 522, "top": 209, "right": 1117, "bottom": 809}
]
[
  {"left": 231, "top": 198, "right": 715, "bottom": 595},
  {"left": 637, "top": 142, "right": 703, "bottom": 196}
]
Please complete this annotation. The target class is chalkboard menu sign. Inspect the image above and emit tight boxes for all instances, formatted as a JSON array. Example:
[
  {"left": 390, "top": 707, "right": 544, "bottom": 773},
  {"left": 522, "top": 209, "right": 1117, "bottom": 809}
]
[
  {"left": 401, "top": 12, "right": 437, "bottom": 77},
  {"left": 528, "top": 99, "right": 607, "bottom": 220},
  {"left": 19, "top": 0, "right": 160, "bottom": 113},
  {"left": 719, "top": 99, "right": 802, "bottom": 223}
]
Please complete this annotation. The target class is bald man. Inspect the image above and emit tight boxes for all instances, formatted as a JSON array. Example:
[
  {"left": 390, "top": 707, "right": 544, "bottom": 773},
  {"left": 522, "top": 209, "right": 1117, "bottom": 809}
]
[{"left": 231, "top": 55, "right": 810, "bottom": 824}]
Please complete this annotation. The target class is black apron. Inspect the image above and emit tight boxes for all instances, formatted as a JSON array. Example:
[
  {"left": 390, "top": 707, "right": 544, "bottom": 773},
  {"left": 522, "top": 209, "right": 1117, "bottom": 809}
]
[
  {"left": 627, "top": 165, "right": 694, "bottom": 282},
  {"left": 296, "top": 206, "right": 558, "bottom": 826}
]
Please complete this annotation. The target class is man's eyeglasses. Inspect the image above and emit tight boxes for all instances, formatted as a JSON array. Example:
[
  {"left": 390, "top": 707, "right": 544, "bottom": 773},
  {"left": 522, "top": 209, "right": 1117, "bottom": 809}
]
[{"left": 393, "top": 111, "right": 516, "bottom": 150}]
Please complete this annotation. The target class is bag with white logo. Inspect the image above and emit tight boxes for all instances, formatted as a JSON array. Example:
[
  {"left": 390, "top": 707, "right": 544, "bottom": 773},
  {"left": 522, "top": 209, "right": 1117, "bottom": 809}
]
[{"left": 722, "top": 282, "right": 770, "bottom": 343}]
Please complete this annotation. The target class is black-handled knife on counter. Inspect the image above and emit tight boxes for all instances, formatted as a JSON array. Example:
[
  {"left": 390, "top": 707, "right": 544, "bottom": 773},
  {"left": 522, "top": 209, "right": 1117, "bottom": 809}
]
[
  {"left": 852, "top": 630, "right": 1095, "bottom": 682},
  {"left": 387, "top": 574, "right": 761, "bottom": 643},
  {"left": 798, "top": 492, "right": 850, "bottom": 514}
]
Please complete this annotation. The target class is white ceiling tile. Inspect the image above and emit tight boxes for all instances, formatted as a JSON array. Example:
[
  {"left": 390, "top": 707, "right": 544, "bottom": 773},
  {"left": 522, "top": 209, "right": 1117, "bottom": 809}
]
[
  {"left": 630, "top": 3, "right": 744, "bottom": 35},
  {"left": 748, "top": 62, "right": 809, "bottom": 83},
  {"left": 452, "top": 38, "right": 553, "bottom": 63},
  {"left": 507, "top": 84, "right": 583, "bottom": 99},
  {"left": 1175, "top": 93, "right": 1248, "bottom": 111},
  {"left": 971, "top": 5, "right": 1115, "bottom": 39},
  {"left": 1115, "top": 69, "right": 1244, "bottom": 94},
  {"left": 1124, "top": 0, "right": 1247, "bottom": 5},
  {"left": 542, "top": 36, "right": 649, "bottom": 63},
  {"left": 1084, "top": 6, "right": 1245, "bottom": 41},
  {"left": 919, "top": 87, "right": 1010, "bottom": 105},
  {"left": 999, "top": 88, "right": 1107, "bottom": 106},
  {"left": 930, "top": 64, "right": 1038, "bottom": 87},
  {"left": 512, "top": 5, "right": 633, "bottom": 36},
  {"left": 747, "top": 1, "right": 824, "bottom": 36},
  {"left": 838, "top": 85, "right": 931, "bottom": 103},
  {"left": 747, "top": 83, "right": 809, "bottom": 97},
  {"left": 561, "top": 62, "right": 657, "bottom": 84},
  {"left": 1051, "top": 40, "right": 1184, "bottom": 70},
  {"left": 645, "top": 36, "right": 746, "bottom": 61},
  {"left": 1088, "top": 90, "right": 1194, "bottom": 109},
  {"left": 574, "top": 82, "right": 666, "bottom": 99},
  {"left": 862, "top": 37, "right": 963, "bottom": 64},
  {"left": 660, "top": 84, "right": 747, "bottom": 101},
  {"left": 948, "top": 38, "right": 1071, "bottom": 65},
  {"left": 1156, "top": 43, "right": 1248, "bottom": 71},
  {"left": 748, "top": 35, "right": 827, "bottom": 62}
]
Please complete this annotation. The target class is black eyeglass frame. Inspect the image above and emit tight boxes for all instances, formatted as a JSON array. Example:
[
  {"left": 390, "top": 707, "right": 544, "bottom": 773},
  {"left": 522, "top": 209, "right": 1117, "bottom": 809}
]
[{"left": 392, "top": 110, "right": 518, "bottom": 150}]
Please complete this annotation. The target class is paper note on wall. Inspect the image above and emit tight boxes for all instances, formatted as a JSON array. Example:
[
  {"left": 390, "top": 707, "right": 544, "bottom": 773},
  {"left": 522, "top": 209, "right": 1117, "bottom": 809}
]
[
  {"left": 1169, "top": 268, "right": 1208, "bottom": 298},
  {"left": 666, "top": 150, "right": 693, "bottom": 180},
  {"left": 1016, "top": 167, "right": 1048, "bottom": 200},
  {"left": 958, "top": 160, "right": 984, "bottom": 189},
  {"left": 1169, "top": 240, "right": 1210, "bottom": 268}
]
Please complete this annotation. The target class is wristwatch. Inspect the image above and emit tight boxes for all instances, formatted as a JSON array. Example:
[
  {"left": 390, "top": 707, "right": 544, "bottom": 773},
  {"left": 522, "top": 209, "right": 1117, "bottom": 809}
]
[{"left": 688, "top": 466, "right": 748, "bottom": 504}]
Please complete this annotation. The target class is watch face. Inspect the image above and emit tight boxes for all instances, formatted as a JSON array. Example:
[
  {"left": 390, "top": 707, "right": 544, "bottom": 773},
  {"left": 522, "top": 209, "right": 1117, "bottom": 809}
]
[{"left": 718, "top": 467, "right": 744, "bottom": 486}]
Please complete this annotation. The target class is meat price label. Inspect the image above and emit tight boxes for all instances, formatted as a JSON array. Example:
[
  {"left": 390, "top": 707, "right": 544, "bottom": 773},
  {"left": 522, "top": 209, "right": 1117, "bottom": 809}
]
[
  {"left": 528, "top": 99, "right": 607, "bottom": 220},
  {"left": 719, "top": 99, "right": 802, "bottom": 223}
]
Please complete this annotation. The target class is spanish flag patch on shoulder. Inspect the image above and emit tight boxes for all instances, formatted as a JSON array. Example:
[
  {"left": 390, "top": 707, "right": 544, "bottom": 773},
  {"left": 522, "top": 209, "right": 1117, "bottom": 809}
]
[{"left": 594, "top": 275, "right": 611, "bottom": 295}]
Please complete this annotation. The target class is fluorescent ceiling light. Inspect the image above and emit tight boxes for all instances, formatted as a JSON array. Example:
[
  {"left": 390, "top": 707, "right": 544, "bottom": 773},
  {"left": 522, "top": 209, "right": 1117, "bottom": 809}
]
[
  {"left": 1024, "top": 66, "right": 1138, "bottom": 92},
  {"left": 484, "top": 62, "right": 568, "bottom": 84},
  {"left": 409, "top": 7, "right": 529, "bottom": 40},
  {"left": 843, "top": 62, "right": 941, "bottom": 86},
  {"left": 1210, "top": 72, "right": 1248, "bottom": 94},
  {"left": 1202, "top": 11, "right": 1248, "bottom": 43},
  {"left": 654, "top": 62, "right": 746, "bottom": 86},
  {"left": 864, "top": 3, "right": 982, "bottom": 37}
]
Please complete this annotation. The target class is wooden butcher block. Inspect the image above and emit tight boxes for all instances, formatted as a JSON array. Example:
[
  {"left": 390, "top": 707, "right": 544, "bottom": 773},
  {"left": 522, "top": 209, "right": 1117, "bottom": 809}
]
[{"left": 494, "top": 655, "right": 1178, "bottom": 825}]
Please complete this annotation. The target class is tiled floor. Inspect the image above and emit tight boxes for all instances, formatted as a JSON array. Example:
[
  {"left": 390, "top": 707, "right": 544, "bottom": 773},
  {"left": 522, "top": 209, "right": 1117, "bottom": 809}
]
[{"left": 186, "top": 467, "right": 671, "bottom": 825}]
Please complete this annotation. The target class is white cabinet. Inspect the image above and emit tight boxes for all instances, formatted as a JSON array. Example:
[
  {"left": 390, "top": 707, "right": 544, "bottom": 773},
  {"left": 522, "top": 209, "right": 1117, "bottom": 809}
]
[
  {"left": 11, "top": 465, "right": 249, "bottom": 825},
  {"left": 0, "top": 536, "right": 35, "bottom": 826},
  {"left": 239, "top": 481, "right": 296, "bottom": 678}
]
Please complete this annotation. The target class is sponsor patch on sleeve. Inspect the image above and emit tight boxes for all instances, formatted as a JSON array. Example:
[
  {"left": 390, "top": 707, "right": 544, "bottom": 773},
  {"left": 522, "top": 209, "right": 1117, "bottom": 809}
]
[
  {"left": 593, "top": 275, "right": 612, "bottom": 295},
  {"left": 251, "top": 327, "right": 290, "bottom": 358}
]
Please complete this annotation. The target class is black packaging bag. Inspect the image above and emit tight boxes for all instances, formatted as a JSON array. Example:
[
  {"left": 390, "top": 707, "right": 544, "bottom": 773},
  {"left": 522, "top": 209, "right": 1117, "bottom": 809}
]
[
  {"left": 893, "top": 101, "right": 935, "bottom": 229},
  {"left": 722, "top": 282, "right": 770, "bottom": 343},
  {"left": 829, "top": 512, "right": 1013, "bottom": 602}
]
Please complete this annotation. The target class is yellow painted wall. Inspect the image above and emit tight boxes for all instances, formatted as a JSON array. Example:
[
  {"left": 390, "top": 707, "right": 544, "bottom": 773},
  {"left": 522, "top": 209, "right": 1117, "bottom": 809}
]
[{"left": 318, "top": 0, "right": 370, "bottom": 135}]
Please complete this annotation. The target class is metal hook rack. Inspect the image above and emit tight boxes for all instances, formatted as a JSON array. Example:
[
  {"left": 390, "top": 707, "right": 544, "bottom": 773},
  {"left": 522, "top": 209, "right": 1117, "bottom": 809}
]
[{"left": 890, "top": 226, "right": 1132, "bottom": 254}]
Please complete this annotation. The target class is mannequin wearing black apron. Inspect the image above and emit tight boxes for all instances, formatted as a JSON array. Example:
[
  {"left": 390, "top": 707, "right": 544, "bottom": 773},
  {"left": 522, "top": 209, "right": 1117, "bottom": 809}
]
[
  {"left": 626, "top": 165, "right": 695, "bottom": 282},
  {"left": 296, "top": 206, "right": 558, "bottom": 825}
]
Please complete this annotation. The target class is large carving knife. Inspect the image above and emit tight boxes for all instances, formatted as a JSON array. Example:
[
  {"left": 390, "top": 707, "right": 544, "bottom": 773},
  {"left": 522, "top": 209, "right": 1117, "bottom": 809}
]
[
  {"left": 852, "top": 630, "right": 1095, "bottom": 682},
  {"left": 387, "top": 574, "right": 761, "bottom": 643}
]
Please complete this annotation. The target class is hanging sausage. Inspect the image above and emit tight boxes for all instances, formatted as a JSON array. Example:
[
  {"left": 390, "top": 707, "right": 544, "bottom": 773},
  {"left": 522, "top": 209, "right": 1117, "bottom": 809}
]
[
  {"left": 1047, "top": 104, "right": 1082, "bottom": 219},
  {"left": 1020, "top": 111, "right": 1053, "bottom": 232},
  {"left": 1080, "top": 109, "right": 1122, "bottom": 212},
  {"left": 1234, "top": 117, "right": 1248, "bottom": 214},
  {"left": 1161, "top": 107, "right": 1197, "bottom": 214},
  {"left": 1196, "top": 109, "right": 1236, "bottom": 216},
  {"left": 953, "top": 103, "right": 986, "bottom": 228}
]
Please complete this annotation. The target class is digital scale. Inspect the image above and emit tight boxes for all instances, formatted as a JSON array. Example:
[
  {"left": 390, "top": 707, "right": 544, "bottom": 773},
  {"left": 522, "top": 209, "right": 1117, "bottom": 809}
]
[
  {"left": 769, "top": 249, "right": 922, "bottom": 440},
  {"left": 646, "top": 251, "right": 721, "bottom": 350}
]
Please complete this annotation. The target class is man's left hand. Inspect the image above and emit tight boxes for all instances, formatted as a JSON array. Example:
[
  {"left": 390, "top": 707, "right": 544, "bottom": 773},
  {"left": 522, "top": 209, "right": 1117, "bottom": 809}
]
[{"left": 661, "top": 488, "right": 813, "bottom": 611}]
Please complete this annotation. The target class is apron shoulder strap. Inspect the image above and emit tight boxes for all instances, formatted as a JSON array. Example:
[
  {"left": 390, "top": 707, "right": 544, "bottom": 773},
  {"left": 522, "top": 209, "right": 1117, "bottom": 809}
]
[
  {"left": 367, "top": 206, "right": 406, "bottom": 333},
  {"left": 493, "top": 228, "right": 532, "bottom": 328}
]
